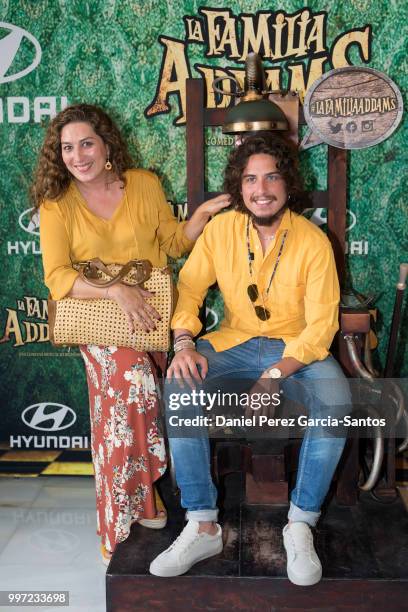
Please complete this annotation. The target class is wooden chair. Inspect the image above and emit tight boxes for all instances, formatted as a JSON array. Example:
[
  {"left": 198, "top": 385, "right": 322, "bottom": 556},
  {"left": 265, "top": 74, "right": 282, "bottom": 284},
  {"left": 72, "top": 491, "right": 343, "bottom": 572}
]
[{"left": 185, "top": 77, "right": 371, "bottom": 506}]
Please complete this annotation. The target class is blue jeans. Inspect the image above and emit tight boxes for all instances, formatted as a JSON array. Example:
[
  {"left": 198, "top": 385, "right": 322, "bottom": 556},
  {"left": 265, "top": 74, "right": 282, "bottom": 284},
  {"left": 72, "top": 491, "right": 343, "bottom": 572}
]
[{"left": 167, "top": 337, "right": 351, "bottom": 527}]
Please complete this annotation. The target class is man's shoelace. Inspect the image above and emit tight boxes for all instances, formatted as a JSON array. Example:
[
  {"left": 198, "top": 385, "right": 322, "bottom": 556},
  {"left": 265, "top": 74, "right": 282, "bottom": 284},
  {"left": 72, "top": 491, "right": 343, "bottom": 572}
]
[
  {"left": 287, "top": 529, "right": 312, "bottom": 554},
  {"left": 168, "top": 527, "right": 203, "bottom": 552}
]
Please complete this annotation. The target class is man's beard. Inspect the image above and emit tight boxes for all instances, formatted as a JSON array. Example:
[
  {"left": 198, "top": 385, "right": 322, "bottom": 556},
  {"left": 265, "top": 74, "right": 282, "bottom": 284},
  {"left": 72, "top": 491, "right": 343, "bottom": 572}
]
[{"left": 244, "top": 203, "right": 288, "bottom": 226}]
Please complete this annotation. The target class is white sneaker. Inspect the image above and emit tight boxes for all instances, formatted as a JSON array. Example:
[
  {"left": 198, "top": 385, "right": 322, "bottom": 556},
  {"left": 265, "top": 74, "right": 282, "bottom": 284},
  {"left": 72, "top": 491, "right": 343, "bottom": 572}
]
[
  {"left": 283, "top": 522, "right": 322, "bottom": 586},
  {"left": 149, "top": 520, "right": 223, "bottom": 577}
]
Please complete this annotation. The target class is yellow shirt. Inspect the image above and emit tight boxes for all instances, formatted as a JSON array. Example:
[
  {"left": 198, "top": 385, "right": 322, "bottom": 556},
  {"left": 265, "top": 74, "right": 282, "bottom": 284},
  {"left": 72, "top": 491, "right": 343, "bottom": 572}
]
[
  {"left": 40, "top": 169, "right": 194, "bottom": 299},
  {"left": 172, "top": 208, "right": 340, "bottom": 365}
]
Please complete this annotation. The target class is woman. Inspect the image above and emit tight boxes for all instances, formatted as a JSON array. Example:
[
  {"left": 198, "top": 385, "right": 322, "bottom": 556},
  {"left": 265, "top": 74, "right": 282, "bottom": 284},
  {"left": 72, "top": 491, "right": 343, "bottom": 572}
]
[{"left": 33, "top": 103, "right": 230, "bottom": 564}]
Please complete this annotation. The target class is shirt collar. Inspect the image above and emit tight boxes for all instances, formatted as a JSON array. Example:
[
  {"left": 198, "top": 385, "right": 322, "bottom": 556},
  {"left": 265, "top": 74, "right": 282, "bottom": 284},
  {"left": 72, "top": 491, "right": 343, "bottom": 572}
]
[{"left": 276, "top": 207, "right": 293, "bottom": 233}]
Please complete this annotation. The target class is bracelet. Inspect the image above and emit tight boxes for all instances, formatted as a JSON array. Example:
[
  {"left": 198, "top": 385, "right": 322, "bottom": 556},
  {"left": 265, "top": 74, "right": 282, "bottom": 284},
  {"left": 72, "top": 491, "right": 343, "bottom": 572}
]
[
  {"left": 174, "top": 334, "right": 194, "bottom": 345},
  {"left": 174, "top": 338, "right": 195, "bottom": 350},
  {"left": 174, "top": 344, "right": 195, "bottom": 354},
  {"left": 174, "top": 338, "right": 195, "bottom": 353},
  {"left": 174, "top": 333, "right": 193, "bottom": 342}
]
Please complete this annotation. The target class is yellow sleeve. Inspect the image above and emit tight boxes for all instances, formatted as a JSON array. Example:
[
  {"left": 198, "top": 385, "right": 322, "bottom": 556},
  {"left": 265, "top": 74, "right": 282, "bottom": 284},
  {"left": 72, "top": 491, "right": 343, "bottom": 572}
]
[
  {"left": 171, "top": 223, "right": 217, "bottom": 336},
  {"left": 283, "top": 241, "right": 340, "bottom": 364},
  {"left": 151, "top": 175, "right": 195, "bottom": 258},
  {"left": 39, "top": 201, "right": 79, "bottom": 299}
]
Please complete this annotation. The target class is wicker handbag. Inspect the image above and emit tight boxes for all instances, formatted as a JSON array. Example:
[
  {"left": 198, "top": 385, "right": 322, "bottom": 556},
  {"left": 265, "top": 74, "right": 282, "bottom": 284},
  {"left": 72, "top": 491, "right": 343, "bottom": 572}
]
[{"left": 48, "top": 258, "right": 176, "bottom": 351}]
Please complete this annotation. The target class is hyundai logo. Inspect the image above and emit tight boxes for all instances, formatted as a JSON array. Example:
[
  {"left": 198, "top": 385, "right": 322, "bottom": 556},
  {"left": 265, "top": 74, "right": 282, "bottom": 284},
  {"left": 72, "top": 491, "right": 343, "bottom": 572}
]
[
  {"left": 22, "top": 403, "right": 77, "bottom": 432},
  {"left": 304, "top": 207, "right": 356, "bottom": 232},
  {"left": 205, "top": 306, "right": 219, "bottom": 332},
  {"left": 18, "top": 207, "right": 40, "bottom": 236},
  {"left": 0, "top": 22, "right": 42, "bottom": 84},
  {"left": 30, "top": 529, "right": 80, "bottom": 554}
]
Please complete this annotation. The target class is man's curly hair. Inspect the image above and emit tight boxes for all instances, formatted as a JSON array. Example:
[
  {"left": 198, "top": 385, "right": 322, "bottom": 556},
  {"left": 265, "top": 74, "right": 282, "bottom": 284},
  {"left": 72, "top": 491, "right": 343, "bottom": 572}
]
[
  {"left": 31, "top": 104, "right": 134, "bottom": 210},
  {"left": 224, "top": 132, "right": 311, "bottom": 214}
]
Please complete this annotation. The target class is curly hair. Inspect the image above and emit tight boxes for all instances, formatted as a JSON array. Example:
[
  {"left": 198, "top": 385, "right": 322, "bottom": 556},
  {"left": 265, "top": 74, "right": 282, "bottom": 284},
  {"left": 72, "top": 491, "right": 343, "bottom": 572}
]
[
  {"left": 31, "top": 104, "right": 134, "bottom": 209},
  {"left": 224, "top": 132, "right": 311, "bottom": 214}
]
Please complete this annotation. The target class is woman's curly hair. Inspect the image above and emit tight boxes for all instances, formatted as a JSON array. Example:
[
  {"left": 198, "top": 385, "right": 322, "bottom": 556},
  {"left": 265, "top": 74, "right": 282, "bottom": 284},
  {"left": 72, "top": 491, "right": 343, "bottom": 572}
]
[
  {"left": 31, "top": 104, "right": 134, "bottom": 210},
  {"left": 224, "top": 132, "right": 311, "bottom": 214}
]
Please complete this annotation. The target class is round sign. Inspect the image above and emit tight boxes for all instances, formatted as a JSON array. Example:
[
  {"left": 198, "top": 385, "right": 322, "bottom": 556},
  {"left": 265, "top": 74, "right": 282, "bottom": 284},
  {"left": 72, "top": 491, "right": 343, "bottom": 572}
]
[{"left": 303, "top": 67, "right": 403, "bottom": 149}]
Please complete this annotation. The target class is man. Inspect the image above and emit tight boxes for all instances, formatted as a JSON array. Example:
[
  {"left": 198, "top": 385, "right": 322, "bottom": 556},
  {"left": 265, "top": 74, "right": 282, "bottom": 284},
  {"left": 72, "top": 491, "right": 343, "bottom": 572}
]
[{"left": 150, "top": 132, "right": 351, "bottom": 586}]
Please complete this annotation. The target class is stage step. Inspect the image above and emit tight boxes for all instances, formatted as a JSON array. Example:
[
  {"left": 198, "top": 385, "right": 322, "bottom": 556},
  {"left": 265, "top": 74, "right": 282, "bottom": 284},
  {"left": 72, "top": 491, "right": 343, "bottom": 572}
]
[{"left": 106, "top": 473, "right": 408, "bottom": 611}]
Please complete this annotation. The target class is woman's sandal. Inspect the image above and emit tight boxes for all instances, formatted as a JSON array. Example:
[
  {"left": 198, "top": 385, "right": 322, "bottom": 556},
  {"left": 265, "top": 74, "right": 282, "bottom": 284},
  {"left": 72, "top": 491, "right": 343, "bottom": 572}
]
[
  {"left": 138, "top": 487, "right": 167, "bottom": 529},
  {"left": 101, "top": 543, "right": 112, "bottom": 566}
]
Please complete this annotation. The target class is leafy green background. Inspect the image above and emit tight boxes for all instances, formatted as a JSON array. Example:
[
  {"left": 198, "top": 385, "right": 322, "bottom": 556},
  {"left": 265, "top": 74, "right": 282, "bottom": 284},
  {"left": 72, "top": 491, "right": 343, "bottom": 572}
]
[{"left": 0, "top": 1, "right": 406, "bottom": 438}]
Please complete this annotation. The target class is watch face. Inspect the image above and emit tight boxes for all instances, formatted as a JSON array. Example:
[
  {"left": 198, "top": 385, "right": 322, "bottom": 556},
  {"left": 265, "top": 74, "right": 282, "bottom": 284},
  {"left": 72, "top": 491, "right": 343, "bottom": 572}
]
[{"left": 269, "top": 368, "right": 282, "bottom": 379}]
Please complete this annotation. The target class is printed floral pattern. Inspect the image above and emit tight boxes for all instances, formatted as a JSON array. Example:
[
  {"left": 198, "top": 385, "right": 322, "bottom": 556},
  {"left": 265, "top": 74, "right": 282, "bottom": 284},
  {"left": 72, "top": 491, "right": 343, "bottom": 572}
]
[{"left": 80, "top": 345, "right": 167, "bottom": 553}]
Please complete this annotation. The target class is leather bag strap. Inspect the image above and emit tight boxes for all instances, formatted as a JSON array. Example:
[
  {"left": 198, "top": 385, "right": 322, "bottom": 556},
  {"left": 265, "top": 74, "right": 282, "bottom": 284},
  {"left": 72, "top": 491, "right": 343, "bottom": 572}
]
[{"left": 77, "top": 258, "right": 153, "bottom": 288}]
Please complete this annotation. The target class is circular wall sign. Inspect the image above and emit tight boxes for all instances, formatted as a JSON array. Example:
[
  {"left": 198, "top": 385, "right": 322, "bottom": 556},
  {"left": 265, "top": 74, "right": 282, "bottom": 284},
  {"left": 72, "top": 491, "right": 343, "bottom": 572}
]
[{"left": 303, "top": 66, "right": 403, "bottom": 149}]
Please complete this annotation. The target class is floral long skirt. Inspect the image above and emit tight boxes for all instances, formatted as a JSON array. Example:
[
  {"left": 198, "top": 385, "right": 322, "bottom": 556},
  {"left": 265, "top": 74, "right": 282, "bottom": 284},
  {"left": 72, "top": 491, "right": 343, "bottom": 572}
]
[{"left": 79, "top": 345, "right": 167, "bottom": 553}]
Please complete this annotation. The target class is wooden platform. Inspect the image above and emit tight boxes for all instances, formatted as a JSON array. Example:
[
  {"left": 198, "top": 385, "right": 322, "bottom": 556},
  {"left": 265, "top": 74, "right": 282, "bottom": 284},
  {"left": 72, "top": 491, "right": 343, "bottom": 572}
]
[{"left": 106, "top": 473, "right": 408, "bottom": 611}]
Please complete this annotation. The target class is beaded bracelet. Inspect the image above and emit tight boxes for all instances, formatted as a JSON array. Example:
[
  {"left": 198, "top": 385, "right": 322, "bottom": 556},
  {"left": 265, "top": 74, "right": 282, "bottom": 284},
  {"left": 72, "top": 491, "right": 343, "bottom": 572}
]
[{"left": 174, "top": 333, "right": 193, "bottom": 342}]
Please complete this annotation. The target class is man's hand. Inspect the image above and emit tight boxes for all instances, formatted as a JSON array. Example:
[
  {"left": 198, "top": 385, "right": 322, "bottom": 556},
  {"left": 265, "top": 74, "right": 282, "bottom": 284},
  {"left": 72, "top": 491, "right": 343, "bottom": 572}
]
[
  {"left": 167, "top": 349, "right": 208, "bottom": 389},
  {"left": 245, "top": 375, "right": 281, "bottom": 420},
  {"left": 244, "top": 358, "right": 304, "bottom": 420}
]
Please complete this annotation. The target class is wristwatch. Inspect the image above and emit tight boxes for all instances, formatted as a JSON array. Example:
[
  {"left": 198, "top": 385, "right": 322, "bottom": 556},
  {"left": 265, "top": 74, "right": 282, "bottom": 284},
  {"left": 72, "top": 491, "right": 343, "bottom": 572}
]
[{"left": 266, "top": 367, "right": 283, "bottom": 379}]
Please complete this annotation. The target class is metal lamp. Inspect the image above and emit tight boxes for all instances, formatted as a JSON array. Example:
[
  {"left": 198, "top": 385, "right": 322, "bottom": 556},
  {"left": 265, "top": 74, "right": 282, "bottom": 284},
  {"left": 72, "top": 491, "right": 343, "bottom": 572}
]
[{"left": 213, "top": 53, "right": 289, "bottom": 134}]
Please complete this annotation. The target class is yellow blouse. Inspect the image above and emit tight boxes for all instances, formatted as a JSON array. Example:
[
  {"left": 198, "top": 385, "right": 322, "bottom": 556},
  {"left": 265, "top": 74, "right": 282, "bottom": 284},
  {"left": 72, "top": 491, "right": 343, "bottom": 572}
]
[
  {"left": 40, "top": 169, "right": 194, "bottom": 299},
  {"left": 172, "top": 208, "right": 340, "bottom": 365}
]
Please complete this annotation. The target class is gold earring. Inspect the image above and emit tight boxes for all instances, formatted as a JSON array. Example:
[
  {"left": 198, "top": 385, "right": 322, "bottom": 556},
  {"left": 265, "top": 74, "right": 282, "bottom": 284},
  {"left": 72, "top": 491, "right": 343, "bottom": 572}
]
[{"left": 105, "top": 159, "right": 112, "bottom": 171}]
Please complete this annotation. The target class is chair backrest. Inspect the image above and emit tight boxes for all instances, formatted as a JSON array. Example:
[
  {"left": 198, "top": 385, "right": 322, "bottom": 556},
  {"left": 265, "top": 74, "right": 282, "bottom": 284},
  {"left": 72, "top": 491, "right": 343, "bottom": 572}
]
[{"left": 185, "top": 78, "right": 348, "bottom": 284}]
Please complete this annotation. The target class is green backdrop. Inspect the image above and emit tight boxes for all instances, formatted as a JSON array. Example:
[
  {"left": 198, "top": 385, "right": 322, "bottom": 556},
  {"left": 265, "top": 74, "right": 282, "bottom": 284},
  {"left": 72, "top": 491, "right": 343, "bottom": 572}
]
[{"left": 0, "top": 1, "right": 406, "bottom": 447}]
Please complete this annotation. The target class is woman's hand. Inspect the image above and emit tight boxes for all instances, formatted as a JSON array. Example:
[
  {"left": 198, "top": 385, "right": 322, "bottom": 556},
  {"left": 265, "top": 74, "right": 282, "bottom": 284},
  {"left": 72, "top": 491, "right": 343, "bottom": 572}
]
[
  {"left": 183, "top": 194, "right": 231, "bottom": 241},
  {"left": 110, "top": 284, "right": 161, "bottom": 333},
  {"left": 196, "top": 193, "right": 231, "bottom": 218}
]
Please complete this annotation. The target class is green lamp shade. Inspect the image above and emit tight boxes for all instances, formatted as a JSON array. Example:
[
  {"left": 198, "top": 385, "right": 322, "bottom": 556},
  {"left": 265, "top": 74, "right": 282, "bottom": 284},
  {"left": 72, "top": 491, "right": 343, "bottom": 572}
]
[{"left": 222, "top": 98, "right": 289, "bottom": 134}]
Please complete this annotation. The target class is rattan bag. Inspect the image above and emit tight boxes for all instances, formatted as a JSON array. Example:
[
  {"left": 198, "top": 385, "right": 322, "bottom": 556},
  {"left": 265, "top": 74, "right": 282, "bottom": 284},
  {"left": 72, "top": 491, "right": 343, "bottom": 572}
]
[{"left": 48, "top": 259, "right": 176, "bottom": 351}]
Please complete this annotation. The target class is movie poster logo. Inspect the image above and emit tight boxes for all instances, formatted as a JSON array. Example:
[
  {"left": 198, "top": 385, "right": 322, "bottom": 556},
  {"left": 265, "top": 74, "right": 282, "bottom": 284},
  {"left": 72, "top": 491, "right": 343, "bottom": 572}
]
[
  {"left": 0, "top": 296, "right": 48, "bottom": 346},
  {"left": 145, "top": 7, "right": 372, "bottom": 125},
  {"left": 304, "top": 67, "right": 403, "bottom": 149}
]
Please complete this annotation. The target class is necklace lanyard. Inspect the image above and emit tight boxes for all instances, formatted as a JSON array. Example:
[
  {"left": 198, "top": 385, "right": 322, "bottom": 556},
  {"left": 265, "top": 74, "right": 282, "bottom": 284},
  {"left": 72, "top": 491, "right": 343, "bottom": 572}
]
[{"left": 246, "top": 217, "right": 288, "bottom": 296}]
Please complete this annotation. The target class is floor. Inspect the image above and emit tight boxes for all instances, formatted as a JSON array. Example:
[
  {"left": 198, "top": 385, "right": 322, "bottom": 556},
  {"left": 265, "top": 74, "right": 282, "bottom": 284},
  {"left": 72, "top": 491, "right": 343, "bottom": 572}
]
[
  {"left": 0, "top": 476, "right": 106, "bottom": 612},
  {"left": 0, "top": 451, "right": 406, "bottom": 612}
]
